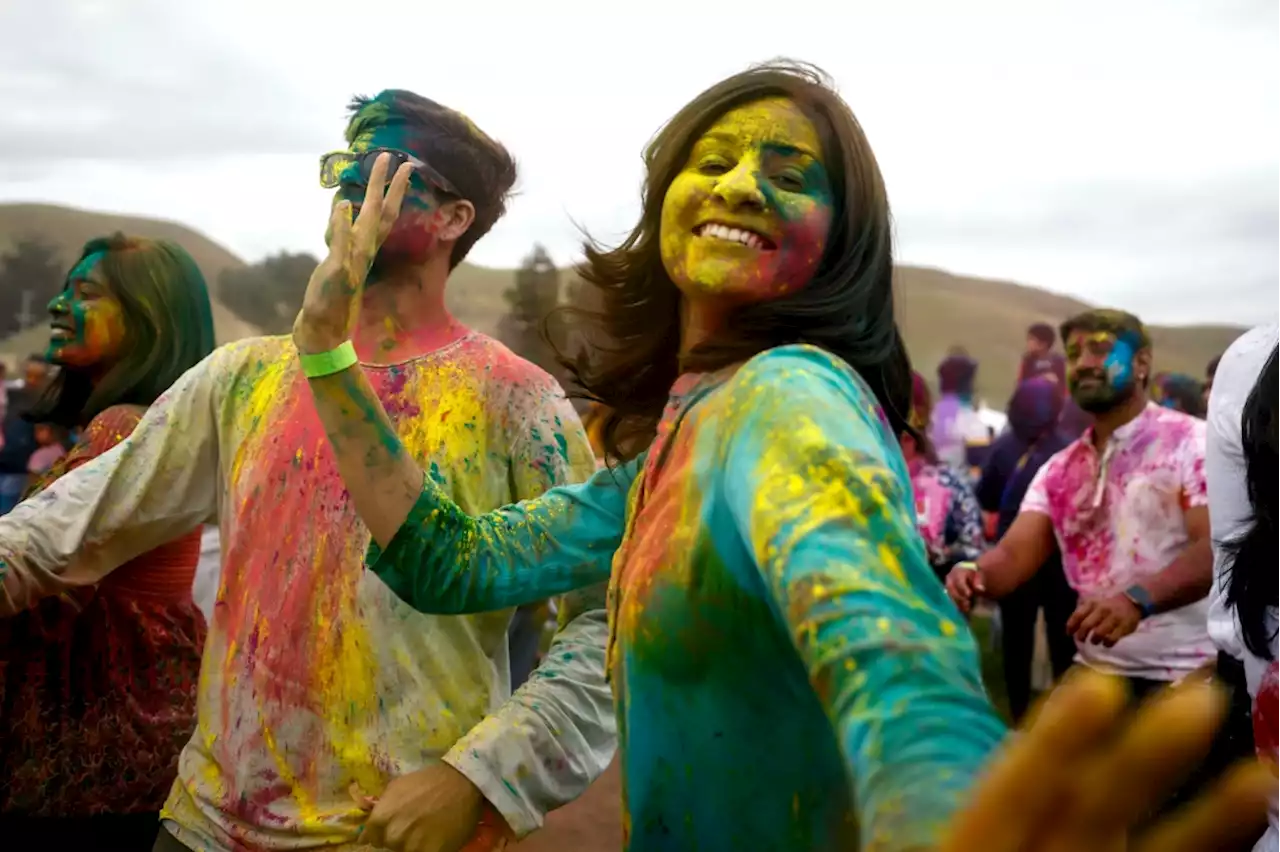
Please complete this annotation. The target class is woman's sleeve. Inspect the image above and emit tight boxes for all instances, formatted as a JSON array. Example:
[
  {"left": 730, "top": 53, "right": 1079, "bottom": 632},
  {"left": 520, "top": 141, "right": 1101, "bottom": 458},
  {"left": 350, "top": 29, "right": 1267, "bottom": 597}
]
[
  {"left": 366, "top": 456, "right": 642, "bottom": 614},
  {"left": 719, "top": 346, "right": 1006, "bottom": 851}
]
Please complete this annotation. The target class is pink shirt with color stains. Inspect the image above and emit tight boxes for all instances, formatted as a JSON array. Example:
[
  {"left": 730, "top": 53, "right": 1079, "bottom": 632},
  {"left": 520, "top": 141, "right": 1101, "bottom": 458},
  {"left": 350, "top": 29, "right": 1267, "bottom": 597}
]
[{"left": 1021, "top": 403, "right": 1214, "bottom": 680}]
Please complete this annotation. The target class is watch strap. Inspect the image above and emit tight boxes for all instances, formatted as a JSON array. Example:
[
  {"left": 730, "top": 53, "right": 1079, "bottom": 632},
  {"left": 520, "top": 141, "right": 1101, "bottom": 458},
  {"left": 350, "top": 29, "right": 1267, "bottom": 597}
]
[{"left": 1123, "top": 584, "right": 1156, "bottom": 619}]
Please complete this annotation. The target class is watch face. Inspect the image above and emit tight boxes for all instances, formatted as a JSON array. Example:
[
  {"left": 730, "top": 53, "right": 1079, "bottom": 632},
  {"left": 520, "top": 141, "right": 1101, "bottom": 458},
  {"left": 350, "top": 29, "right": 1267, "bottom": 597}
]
[{"left": 1124, "top": 585, "right": 1154, "bottom": 616}]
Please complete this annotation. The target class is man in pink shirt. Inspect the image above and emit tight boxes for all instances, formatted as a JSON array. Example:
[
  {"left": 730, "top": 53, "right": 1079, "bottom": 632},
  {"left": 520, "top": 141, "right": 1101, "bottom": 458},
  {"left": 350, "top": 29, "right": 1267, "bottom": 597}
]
[{"left": 947, "top": 308, "right": 1223, "bottom": 807}]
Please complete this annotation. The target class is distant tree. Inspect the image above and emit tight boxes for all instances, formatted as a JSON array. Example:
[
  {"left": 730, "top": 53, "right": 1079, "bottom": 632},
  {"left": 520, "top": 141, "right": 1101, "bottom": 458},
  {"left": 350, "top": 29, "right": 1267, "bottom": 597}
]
[
  {"left": 0, "top": 237, "right": 64, "bottom": 338},
  {"left": 218, "top": 251, "right": 319, "bottom": 334},
  {"left": 498, "top": 244, "right": 562, "bottom": 376}
]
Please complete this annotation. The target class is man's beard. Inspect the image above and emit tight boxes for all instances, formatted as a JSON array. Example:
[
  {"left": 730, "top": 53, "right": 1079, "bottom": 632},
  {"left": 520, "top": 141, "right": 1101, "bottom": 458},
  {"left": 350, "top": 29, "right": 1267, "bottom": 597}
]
[{"left": 1071, "top": 374, "right": 1137, "bottom": 414}]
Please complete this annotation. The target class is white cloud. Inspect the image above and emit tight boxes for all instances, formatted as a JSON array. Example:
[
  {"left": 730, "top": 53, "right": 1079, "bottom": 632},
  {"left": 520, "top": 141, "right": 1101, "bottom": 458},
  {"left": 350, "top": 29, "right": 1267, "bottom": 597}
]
[{"left": 1, "top": 0, "right": 1275, "bottom": 323}]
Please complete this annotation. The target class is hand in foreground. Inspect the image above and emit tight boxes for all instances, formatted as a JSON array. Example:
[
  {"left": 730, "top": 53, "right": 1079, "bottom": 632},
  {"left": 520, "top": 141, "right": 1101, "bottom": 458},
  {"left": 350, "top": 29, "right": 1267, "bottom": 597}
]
[
  {"left": 944, "top": 562, "right": 984, "bottom": 615},
  {"left": 1067, "top": 594, "right": 1142, "bottom": 646},
  {"left": 293, "top": 151, "right": 414, "bottom": 355},
  {"left": 356, "top": 763, "right": 511, "bottom": 852},
  {"left": 940, "top": 669, "right": 1274, "bottom": 852}
]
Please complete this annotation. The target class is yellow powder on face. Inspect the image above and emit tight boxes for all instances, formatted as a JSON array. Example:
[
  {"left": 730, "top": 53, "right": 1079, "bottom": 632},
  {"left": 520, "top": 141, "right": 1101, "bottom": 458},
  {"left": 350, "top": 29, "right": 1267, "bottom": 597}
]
[{"left": 658, "top": 97, "right": 830, "bottom": 300}]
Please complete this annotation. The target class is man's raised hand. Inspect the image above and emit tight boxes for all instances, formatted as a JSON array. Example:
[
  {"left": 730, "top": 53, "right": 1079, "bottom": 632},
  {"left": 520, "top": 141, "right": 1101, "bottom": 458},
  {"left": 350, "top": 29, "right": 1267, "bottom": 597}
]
[{"left": 293, "top": 152, "right": 413, "bottom": 355}]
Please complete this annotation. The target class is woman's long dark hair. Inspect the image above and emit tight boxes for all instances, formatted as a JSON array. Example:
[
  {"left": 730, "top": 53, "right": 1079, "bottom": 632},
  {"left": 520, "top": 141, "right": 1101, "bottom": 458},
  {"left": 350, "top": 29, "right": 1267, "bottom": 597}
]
[
  {"left": 29, "top": 233, "right": 216, "bottom": 428},
  {"left": 554, "top": 60, "right": 912, "bottom": 464},
  {"left": 1223, "top": 344, "right": 1278, "bottom": 660}
]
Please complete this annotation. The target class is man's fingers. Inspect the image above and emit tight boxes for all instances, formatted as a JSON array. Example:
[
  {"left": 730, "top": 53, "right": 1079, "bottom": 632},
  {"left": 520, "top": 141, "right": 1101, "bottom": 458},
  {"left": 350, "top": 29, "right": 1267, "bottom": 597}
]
[
  {"left": 1091, "top": 614, "right": 1121, "bottom": 646},
  {"left": 1065, "top": 601, "right": 1091, "bottom": 635},
  {"left": 1133, "top": 761, "right": 1274, "bottom": 852},
  {"left": 1073, "top": 608, "right": 1106, "bottom": 643},
  {"left": 348, "top": 780, "right": 376, "bottom": 812},
  {"left": 328, "top": 200, "right": 354, "bottom": 255},
  {"left": 1073, "top": 679, "right": 1227, "bottom": 830},
  {"left": 940, "top": 670, "right": 1129, "bottom": 852},
  {"left": 360, "top": 152, "right": 392, "bottom": 221},
  {"left": 381, "top": 162, "right": 414, "bottom": 230}
]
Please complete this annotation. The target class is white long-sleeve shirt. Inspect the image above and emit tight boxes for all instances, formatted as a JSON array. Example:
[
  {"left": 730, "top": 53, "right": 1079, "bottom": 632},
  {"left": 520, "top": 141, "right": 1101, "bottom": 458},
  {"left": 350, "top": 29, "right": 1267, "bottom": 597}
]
[
  {"left": 0, "top": 333, "right": 614, "bottom": 851},
  {"left": 1206, "top": 322, "right": 1278, "bottom": 661},
  {"left": 1205, "top": 321, "right": 1278, "bottom": 852}
]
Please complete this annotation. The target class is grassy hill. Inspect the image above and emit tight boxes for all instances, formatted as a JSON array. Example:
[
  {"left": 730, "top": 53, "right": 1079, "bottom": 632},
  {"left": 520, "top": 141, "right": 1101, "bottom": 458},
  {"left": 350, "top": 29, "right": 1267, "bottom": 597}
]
[
  {"left": 0, "top": 203, "right": 1245, "bottom": 405},
  {"left": 0, "top": 203, "right": 261, "bottom": 348}
]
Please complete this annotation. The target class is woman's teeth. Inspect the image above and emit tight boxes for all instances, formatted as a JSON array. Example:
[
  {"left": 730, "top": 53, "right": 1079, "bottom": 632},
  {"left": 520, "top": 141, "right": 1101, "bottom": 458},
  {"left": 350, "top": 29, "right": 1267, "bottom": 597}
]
[{"left": 699, "top": 223, "right": 765, "bottom": 249}]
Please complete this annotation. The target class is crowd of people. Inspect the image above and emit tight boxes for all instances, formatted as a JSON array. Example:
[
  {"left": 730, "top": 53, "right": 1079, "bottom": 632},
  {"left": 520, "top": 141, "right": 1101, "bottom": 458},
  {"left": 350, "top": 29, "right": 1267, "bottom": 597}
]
[{"left": 0, "top": 60, "right": 1274, "bottom": 852}]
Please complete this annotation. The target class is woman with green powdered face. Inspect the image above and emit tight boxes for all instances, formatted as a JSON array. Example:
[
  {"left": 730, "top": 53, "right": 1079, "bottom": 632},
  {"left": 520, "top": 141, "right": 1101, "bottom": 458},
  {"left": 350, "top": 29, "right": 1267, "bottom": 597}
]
[
  {"left": 292, "top": 62, "right": 1271, "bottom": 852},
  {"left": 0, "top": 234, "right": 214, "bottom": 851}
]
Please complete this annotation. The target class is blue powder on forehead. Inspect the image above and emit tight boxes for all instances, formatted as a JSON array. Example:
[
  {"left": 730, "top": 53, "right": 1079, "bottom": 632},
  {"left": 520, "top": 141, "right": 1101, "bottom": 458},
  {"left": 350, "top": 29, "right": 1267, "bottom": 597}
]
[{"left": 68, "top": 250, "right": 107, "bottom": 282}]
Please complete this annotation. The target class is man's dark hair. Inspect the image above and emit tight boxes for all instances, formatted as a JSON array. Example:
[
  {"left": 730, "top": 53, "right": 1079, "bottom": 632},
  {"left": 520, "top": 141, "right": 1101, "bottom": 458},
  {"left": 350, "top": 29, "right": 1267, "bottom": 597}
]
[
  {"left": 1059, "top": 309, "right": 1151, "bottom": 351},
  {"left": 346, "top": 90, "right": 518, "bottom": 269},
  {"left": 1027, "top": 323, "right": 1056, "bottom": 347}
]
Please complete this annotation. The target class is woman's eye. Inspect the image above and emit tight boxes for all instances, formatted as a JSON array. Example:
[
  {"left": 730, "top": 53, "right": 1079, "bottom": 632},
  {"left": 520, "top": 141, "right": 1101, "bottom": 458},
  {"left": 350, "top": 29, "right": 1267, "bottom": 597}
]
[
  {"left": 772, "top": 172, "right": 805, "bottom": 191},
  {"left": 697, "top": 158, "right": 731, "bottom": 176}
]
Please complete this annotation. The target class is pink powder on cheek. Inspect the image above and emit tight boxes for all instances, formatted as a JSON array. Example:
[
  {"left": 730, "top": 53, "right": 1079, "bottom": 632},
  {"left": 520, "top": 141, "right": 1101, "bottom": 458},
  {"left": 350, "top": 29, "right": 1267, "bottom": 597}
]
[
  {"left": 750, "top": 212, "right": 830, "bottom": 300},
  {"left": 380, "top": 208, "right": 445, "bottom": 262}
]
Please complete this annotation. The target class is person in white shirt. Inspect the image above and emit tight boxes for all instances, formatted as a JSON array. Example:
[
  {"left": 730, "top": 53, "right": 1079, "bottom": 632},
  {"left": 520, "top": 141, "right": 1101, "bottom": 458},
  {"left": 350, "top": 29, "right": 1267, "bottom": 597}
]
[{"left": 1205, "top": 322, "right": 1278, "bottom": 852}]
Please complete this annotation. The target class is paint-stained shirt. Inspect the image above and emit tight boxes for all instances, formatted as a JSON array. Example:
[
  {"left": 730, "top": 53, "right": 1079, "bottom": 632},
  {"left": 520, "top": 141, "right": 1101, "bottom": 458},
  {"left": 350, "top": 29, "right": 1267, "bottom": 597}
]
[
  {"left": 1021, "top": 403, "right": 1215, "bottom": 680},
  {"left": 0, "top": 333, "right": 614, "bottom": 851},
  {"left": 369, "top": 344, "right": 1007, "bottom": 852}
]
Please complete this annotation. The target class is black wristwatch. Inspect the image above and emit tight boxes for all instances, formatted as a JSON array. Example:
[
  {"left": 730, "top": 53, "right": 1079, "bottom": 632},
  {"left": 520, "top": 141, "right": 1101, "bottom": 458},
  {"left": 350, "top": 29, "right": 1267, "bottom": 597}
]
[{"left": 1123, "top": 585, "right": 1156, "bottom": 619}]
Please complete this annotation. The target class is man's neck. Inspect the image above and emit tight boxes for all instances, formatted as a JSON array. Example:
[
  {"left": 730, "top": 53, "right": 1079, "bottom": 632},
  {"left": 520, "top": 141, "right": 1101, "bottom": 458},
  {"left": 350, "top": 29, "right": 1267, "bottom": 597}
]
[
  {"left": 1089, "top": 392, "right": 1148, "bottom": 448},
  {"left": 352, "top": 256, "right": 468, "bottom": 364}
]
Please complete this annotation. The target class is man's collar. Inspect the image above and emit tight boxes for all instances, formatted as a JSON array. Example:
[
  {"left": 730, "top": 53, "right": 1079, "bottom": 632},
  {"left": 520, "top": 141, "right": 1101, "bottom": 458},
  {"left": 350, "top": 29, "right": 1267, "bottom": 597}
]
[{"left": 1078, "top": 401, "right": 1156, "bottom": 450}]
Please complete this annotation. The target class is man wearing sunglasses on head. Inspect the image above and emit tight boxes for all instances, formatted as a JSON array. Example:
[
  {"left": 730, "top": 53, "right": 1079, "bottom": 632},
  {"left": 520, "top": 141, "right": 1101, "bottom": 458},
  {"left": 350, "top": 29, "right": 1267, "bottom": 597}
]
[{"left": 0, "top": 90, "right": 614, "bottom": 852}]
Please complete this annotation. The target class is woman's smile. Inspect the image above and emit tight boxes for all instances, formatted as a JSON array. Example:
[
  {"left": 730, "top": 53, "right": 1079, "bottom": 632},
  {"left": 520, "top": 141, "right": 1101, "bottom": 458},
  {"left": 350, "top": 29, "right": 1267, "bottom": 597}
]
[{"left": 659, "top": 96, "right": 833, "bottom": 304}]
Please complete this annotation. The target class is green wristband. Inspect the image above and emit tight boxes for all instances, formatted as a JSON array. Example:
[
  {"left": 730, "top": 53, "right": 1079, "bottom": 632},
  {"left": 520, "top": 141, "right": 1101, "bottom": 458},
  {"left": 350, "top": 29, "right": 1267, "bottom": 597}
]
[{"left": 299, "top": 340, "right": 358, "bottom": 378}]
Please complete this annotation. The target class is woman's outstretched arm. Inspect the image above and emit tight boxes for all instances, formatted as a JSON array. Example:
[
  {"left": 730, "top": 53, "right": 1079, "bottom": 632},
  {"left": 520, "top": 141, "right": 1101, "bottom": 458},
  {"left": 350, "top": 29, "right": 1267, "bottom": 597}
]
[
  {"left": 306, "top": 363, "right": 639, "bottom": 614},
  {"left": 719, "top": 345, "right": 1008, "bottom": 852}
]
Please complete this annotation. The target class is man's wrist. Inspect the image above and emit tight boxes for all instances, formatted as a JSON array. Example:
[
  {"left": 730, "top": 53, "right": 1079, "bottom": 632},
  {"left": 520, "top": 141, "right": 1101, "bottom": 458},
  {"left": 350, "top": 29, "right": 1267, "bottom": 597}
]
[{"left": 1122, "top": 584, "right": 1157, "bottom": 619}]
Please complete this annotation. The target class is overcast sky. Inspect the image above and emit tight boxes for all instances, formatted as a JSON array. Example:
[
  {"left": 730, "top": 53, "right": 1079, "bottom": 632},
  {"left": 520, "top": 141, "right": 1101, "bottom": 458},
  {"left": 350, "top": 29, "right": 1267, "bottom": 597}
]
[{"left": 1, "top": 0, "right": 1276, "bottom": 323}]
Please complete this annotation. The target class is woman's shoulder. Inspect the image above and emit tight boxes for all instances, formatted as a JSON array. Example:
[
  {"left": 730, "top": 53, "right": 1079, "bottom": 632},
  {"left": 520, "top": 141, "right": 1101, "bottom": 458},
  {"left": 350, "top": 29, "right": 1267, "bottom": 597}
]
[
  {"left": 85, "top": 404, "right": 147, "bottom": 442},
  {"left": 726, "top": 344, "right": 885, "bottom": 425},
  {"left": 732, "top": 344, "right": 866, "bottom": 398},
  {"left": 76, "top": 405, "right": 149, "bottom": 458}
]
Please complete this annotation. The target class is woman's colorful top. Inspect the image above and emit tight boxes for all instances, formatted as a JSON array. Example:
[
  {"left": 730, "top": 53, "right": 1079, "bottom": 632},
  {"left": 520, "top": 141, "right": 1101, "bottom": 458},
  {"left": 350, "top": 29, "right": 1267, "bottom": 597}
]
[
  {"left": 907, "top": 460, "right": 984, "bottom": 577},
  {"left": 0, "top": 405, "right": 205, "bottom": 817},
  {"left": 0, "top": 333, "right": 612, "bottom": 851},
  {"left": 369, "top": 344, "right": 1007, "bottom": 852}
]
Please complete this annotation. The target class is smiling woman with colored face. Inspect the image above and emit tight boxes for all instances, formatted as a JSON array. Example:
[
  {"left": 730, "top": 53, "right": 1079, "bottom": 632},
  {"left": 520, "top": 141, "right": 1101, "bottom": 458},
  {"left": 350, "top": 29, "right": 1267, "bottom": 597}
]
[
  {"left": 659, "top": 96, "right": 834, "bottom": 314},
  {"left": 290, "top": 61, "right": 1262, "bottom": 852},
  {"left": 292, "top": 61, "right": 1004, "bottom": 852},
  {"left": 45, "top": 252, "right": 127, "bottom": 371},
  {"left": 0, "top": 234, "right": 214, "bottom": 850}
]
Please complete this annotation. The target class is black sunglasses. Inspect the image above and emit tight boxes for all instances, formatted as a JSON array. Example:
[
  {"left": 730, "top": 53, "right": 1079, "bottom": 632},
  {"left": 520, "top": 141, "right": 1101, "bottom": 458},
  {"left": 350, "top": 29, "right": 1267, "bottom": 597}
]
[{"left": 318, "top": 147, "right": 461, "bottom": 197}]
